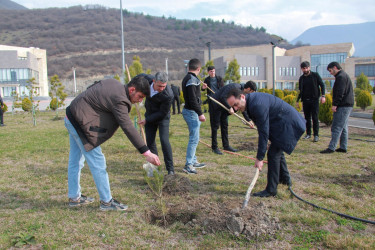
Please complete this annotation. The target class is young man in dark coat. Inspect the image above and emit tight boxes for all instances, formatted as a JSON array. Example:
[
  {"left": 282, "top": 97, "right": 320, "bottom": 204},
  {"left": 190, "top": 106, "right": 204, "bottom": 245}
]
[
  {"left": 320, "top": 62, "right": 354, "bottom": 154},
  {"left": 65, "top": 76, "right": 160, "bottom": 210},
  {"left": 226, "top": 88, "right": 306, "bottom": 197},
  {"left": 138, "top": 72, "right": 175, "bottom": 175},
  {"left": 170, "top": 84, "right": 181, "bottom": 114},
  {"left": 297, "top": 61, "right": 326, "bottom": 142}
]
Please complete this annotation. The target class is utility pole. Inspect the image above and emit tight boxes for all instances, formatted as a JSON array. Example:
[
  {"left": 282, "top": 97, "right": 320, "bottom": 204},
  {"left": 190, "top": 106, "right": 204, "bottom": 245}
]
[
  {"left": 270, "top": 42, "right": 276, "bottom": 96},
  {"left": 72, "top": 67, "right": 77, "bottom": 95},
  {"left": 165, "top": 58, "right": 168, "bottom": 80},
  {"left": 120, "top": 0, "right": 126, "bottom": 79},
  {"left": 206, "top": 42, "right": 211, "bottom": 61}
]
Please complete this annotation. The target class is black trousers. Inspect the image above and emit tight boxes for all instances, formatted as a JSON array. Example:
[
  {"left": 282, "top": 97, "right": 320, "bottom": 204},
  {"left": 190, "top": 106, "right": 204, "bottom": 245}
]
[
  {"left": 302, "top": 99, "right": 320, "bottom": 136},
  {"left": 266, "top": 143, "right": 290, "bottom": 194},
  {"left": 172, "top": 96, "right": 180, "bottom": 114},
  {"left": 209, "top": 101, "right": 229, "bottom": 149},
  {"left": 0, "top": 107, "right": 3, "bottom": 124},
  {"left": 145, "top": 116, "right": 174, "bottom": 172}
]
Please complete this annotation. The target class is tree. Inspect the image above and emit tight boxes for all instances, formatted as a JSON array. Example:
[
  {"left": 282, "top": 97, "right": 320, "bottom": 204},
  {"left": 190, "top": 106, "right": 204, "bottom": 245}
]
[
  {"left": 356, "top": 72, "right": 372, "bottom": 92},
  {"left": 125, "top": 55, "right": 151, "bottom": 83},
  {"left": 26, "top": 78, "right": 40, "bottom": 126},
  {"left": 356, "top": 90, "right": 372, "bottom": 110},
  {"left": 49, "top": 74, "right": 68, "bottom": 119},
  {"left": 319, "top": 94, "right": 333, "bottom": 126},
  {"left": 224, "top": 59, "right": 240, "bottom": 83}
]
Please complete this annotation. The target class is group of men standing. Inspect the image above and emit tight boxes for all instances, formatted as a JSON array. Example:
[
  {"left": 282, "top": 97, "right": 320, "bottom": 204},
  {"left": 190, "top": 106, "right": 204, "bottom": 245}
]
[{"left": 63, "top": 57, "right": 354, "bottom": 209}]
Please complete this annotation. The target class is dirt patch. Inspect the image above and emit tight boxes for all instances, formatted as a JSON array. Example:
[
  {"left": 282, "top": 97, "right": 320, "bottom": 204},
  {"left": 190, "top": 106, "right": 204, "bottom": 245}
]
[
  {"left": 236, "top": 137, "right": 258, "bottom": 151},
  {"left": 163, "top": 174, "right": 193, "bottom": 195}
]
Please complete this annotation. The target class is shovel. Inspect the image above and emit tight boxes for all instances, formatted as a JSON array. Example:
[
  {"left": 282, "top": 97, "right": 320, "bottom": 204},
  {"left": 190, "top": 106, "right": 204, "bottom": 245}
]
[{"left": 242, "top": 168, "right": 260, "bottom": 209}]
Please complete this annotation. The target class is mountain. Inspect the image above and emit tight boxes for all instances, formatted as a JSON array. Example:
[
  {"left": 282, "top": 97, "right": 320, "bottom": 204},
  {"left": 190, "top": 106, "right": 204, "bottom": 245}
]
[
  {"left": 0, "top": 0, "right": 27, "bottom": 10},
  {"left": 291, "top": 22, "right": 375, "bottom": 57},
  {"left": 0, "top": 5, "right": 292, "bottom": 82}
]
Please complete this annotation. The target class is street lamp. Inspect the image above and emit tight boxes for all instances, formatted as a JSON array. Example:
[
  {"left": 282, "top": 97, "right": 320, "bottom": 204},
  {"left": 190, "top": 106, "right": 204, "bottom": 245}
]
[
  {"left": 270, "top": 42, "right": 276, "bottom": 96},
  {"left": 184, "top": 60, "right": 189, "bottom": 73},
  {"left": 120, "top": 0, "right": 126, "bottom": 76},
  {"left": 206, "top": 42, "right": 211, "bottom": 61}
]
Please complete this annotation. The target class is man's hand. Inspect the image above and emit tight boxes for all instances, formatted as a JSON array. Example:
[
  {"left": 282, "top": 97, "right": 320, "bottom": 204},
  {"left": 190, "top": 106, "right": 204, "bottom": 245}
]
[
  {"left": 142, "top": 150, "right": 161, "bottom": 166},
  {"left": 199, "top": 114, "right": 206, "bottom": 122},
  {"left": 201, "top": 83, "right": 208, "bottom": 89},
  {"left": 332, "top": 105, "right": 337, "bottom": 112},
  {"left": 321, "top": 97, "right": 326, "bottom": 104},
  {"left": 229, "top": 107, "right": 235, "bottom": 115},
  {"left": 254, "top": 159, "right": 264, "bottom": 171},
  {"left": 138, "top": 119, "right": 146, "bottom": 126}
]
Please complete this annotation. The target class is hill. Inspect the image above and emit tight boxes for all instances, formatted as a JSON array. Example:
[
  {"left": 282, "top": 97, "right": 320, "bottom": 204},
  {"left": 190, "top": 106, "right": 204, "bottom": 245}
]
[
  {"left": 0, "top": 5, "right": 293, "bottom": 82},
  {"left": 291, "top": 22, "right": 375, "bottom": 57},
  {"left": 0, "top": 0, "right": 27, "bottom": 10}
]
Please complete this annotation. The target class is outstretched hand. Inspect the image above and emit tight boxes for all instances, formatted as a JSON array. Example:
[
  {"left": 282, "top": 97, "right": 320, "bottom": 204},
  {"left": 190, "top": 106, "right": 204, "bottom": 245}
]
[{"left": 143, "top": 150, "right": 161, "bottom": 166}]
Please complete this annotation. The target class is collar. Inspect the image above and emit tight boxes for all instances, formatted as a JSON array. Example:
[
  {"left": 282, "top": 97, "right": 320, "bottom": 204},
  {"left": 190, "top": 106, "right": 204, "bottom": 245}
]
[{"left": 150, "top": 83, "right": 159, "bottom": 97}]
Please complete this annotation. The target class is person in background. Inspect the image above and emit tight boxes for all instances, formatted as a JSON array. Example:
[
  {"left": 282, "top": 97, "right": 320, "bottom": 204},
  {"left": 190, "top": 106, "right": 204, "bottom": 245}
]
[
  {"left": 297, "top": 61, "right": 326, "bottom": 142},
  {"left": 170, "top": 84, "right": 181, "bottom": 115},
  {"left": 65, "top": 76, "right": 160, "bottom": 211},
  {"left": 0, "top": 94, "right": 5, "bottom": 126},
  {"left": 320, "top": 62, "right": 354, "bottom": 154},
  {"left": 181, "top": 59, "right": 206, "bottom": 174}
]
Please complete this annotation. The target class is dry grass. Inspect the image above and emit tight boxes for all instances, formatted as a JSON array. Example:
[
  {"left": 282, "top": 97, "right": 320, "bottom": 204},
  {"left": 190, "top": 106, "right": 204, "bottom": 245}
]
[{"left": 0, "top": 110, "right": 374, "bottom": 248}]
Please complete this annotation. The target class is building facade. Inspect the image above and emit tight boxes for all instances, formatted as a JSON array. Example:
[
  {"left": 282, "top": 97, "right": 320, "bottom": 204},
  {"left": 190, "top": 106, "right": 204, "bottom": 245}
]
[
  {"left": 204, "top": 42, "right": 375, "bottom": 90},
  {"left": 0, "top": 45, "right": 48, "bottom": 97}
]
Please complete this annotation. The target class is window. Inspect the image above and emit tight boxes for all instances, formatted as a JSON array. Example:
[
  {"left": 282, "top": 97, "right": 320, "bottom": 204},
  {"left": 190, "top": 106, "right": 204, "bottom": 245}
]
[
  {"left": 247, "top": 67, "right": 251, "bottom": 76},
  {"left": 279, "top": 67, "right": 282, "bottom": 76},
  {"left": 240, "top": 67, "right": 243, "bottom": 76},
  {"left": 311, "top": 53, "right": 347, "bottom": 78},
  {"left": 255, "top": 67, "right": 259, "bottom": 76},
  {"left": 276, "top": 82, "right": 283, "bottom": 90},
  {"left": 284, "top": 82, "right": 294, "bottom": 90},
  {"left": 355, "top": 64, "right": 375, "bottom": 77}
]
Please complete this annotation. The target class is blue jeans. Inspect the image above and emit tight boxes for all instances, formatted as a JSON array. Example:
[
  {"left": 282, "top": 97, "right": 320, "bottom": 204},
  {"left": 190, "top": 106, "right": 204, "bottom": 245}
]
[
  {"left": 328, "top": 106, "right": 352, "bottom": 151},
  {"left": 64, "top": 117, "right": 112, "bottom": 202},
  {"left": 182, "top": 108, "right": 201, "bottom": 166}
]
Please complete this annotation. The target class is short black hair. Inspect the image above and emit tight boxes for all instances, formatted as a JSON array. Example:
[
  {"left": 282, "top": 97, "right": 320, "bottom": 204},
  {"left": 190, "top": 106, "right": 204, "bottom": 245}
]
[
  {"left": 207, "top": 66, "right": 215, "bottom": 71},
  {"left": 327, "top": 61, "right": 342, "bottom": 70},
  {"left": 300, "top": 61, "right": 310, "bottom": 68},
  {"left": 227, "top": 87, "right": 242, "bottom": 99},
  {"left": 244, "top": 81, "right": 257, "bottom": 91},
  {"left": 188, "top": 58, "right": 201, "bottom": 71},
  {"left": 127, "top": 75, "right": 150, "bottom": 96}
]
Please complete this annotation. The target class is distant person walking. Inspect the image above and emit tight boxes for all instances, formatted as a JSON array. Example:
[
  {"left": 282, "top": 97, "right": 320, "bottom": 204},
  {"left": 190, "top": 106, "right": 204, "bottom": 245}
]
[
  {"left": 65, "top": 76, "right": 160, "bottom": 211},
  {"left": 296, "top": 61, "right": 326, "bottom": 142},
  {"left": 0, "top": 94, "right": 4, "bottom": 126},
  {"left": 170, "top": 84, "right": 181, "bottom": 114},
  {"left": 320, "top": 62, "right": 354, "bottom": 154}
]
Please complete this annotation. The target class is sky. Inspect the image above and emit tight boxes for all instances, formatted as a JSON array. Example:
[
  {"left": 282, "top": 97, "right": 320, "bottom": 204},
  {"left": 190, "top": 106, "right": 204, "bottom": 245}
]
[{"left": 13, "top": 0, "right": 375, "bottom": 42}]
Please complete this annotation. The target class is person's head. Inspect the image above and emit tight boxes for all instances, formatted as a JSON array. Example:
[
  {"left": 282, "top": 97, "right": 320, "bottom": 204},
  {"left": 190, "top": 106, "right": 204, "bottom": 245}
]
[
  {"left": 327, "top": 62, "right": 342, "bottom": 76},
  {"left": 243, "top": 80, "right": 257, "bottom": 94},
  {"left": 188, "top": 58, "right": 201, "bottom": 73},
  {"left": 226, "top": 87, "right": 247, "bottom": 112},
  {"left": 153, "top": 72, "right": 168, "bottom": 93},
  {"left": 127, "top": 75, "right": 150, "bottom": 103},
  {"left": 207, "top": 66, "right": 216, "bottom": 78},
  {"left": 300, "top": 61, "right": 311, "bottom": 75}
]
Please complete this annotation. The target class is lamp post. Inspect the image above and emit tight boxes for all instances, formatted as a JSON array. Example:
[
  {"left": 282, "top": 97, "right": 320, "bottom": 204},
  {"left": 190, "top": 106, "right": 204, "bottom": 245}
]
[
  {"left": 120, "top": 0, "right": 125, "bottom": 77},
  {"left": 72, "top": 67, "right": 77, "bottom": 95},
  {"left": 270, "top": 42, "right": 276, "bottom": 96},
  {"left": 184, "top": 60, "right": 189, "bottom": 73},
  {"left": 165, "top": 58, "right": 168, "bottom": 80},
  {"left": 206, "top": 42, "right": 211, "bottom": 61}
]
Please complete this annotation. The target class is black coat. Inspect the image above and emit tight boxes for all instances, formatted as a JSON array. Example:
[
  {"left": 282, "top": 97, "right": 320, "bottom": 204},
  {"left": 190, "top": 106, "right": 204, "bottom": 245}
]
[
  {"left": 332, "top": 70, "right": 354, "bottom": 107},
  {"left": 245, "top": 93, "right": 306, "bottom": 160},
  {"left": 203, "top": 75, "right": 224, "bottom": 96}
]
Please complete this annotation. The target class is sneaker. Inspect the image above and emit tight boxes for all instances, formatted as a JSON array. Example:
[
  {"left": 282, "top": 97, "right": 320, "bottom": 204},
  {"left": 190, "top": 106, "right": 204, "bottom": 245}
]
[
  {"left": 320, "top": 148, "right": 334, "bottom": 154},
  {"left": 69, "top": 195, "right": 95, "bottom": 207},
  {"left": 303, "top": 135, "right": 311, "bottom": 139},
  {"left": 100, "top": 198, "right": 128, "bottom": 211},
  {"left": 313, "top": 136, "right": 319, "bottom": 142},
  {"left": 224, "top": 146, "right": 238, "bottom": 152},
  {"left": 212, "top": 148, "right": 223, "bottom": 155},
  {"left": 193, "top": 162, "right": 206, "bottom": 168},
  {"left": 183, "top": 165, "right": 197, "bottom": 174},
  {"left": 336, "top": 148, "right": 347, "bottom": 153}
]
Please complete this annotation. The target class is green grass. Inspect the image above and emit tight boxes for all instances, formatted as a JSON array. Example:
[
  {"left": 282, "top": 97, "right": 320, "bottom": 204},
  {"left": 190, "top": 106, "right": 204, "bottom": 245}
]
[{"left": 0, "top": 110, "right": 374, "bottom": 248}]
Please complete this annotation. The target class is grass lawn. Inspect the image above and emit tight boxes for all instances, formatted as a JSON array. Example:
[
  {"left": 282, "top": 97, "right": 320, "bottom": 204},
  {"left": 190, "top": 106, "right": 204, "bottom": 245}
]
[{"left": 0, "top": 109, "right": 374, "bottom": 249}]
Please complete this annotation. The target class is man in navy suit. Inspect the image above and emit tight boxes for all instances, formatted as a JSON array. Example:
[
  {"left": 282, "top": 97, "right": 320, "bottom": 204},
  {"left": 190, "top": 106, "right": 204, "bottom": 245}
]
[{"left": 226, "top": 88, "right": 306, "bottom": 197}]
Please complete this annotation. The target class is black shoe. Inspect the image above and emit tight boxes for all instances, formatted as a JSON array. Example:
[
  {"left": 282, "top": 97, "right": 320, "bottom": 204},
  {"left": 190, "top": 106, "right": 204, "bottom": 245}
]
[
  {"left": 168, "top": 170, "right": 175, "bottom": 175},
  {"left": 279, "top": 178, "right": 292, "bottom": 187},
  {"left": 0, "top": 124, "right": 5, "bottom": 126},
  {"left": 335, "top": 148, "right": 347, "bottom": 153},
  {"left": 252, "top": 190, "right": 276, "bottom": 197},
  {"left": 223, "top": 146, "right": 238, "bottom": 152},
  {"left": 313, "top": 136, "right": 319, "bottom": 142},
  {"left": 212, "top": 148, "right": 223, "bottom": 155},
  {"left": 320, "top": 148, "right": 334, "bottom": 154},
  {"left": 303, "top": 135, "right": 311, "bottom": 139}
]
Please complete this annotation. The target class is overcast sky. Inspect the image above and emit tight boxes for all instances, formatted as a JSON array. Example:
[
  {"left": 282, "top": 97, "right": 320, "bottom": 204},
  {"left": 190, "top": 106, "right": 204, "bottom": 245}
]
[{"left": 13, "top": 0, "right": 375, "bottom": 41}]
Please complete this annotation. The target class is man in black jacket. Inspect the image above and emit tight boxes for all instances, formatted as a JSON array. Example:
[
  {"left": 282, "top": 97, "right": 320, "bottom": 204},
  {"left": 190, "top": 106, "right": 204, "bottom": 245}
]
[
  {"left": 297, "top": 61, "right": 325, "bottom": 142},
  {"left": 138, "top": 72, "right": 175, "bottom": 175},
  {"left": 170, "top": 84, "right": 181, "bottom": 114},
  {"left": 320, "top": 62, "right": 354, "bottom": 154},
  {"left": 202, "top": 66, "right": 237, "bottom": 154}
]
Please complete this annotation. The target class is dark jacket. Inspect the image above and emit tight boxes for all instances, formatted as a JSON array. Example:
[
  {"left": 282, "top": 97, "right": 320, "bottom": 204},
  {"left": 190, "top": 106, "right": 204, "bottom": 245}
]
[
  {"left": 203, "top": 75, "right": 224, "bottom": 96},
  {"left": 144, "top": 78, "right": 174, "bottom": 124},
  {"left": 182, "top": 72, "right": 203, "bottom": 116},
  {"left": 297, "top": 71, "right": 325, "bottom": 102},
  {"left": 171, "top": 85, "right": 180, "bottom": 98},
  {"left": 244, "top": 93, "right": 306, "bottom": 160},
  {"left": 0, "top": 95, "right": 3, "bottom": 106},
  {"left": 332, "top": 70, "right": 354, "bottom": 107},
  {"left": 66, "top": 79, "right": 148, "bottom": 153}
]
